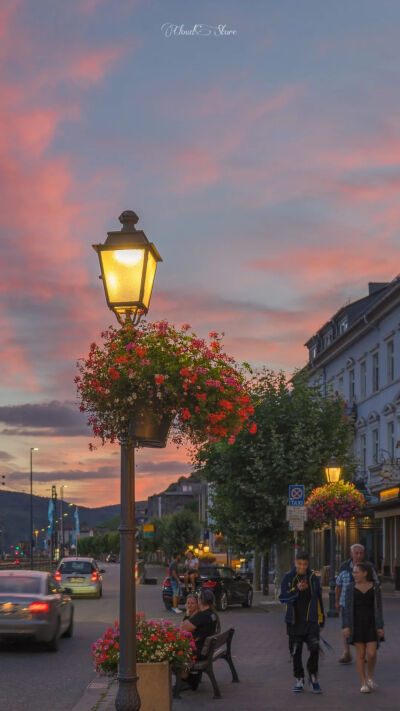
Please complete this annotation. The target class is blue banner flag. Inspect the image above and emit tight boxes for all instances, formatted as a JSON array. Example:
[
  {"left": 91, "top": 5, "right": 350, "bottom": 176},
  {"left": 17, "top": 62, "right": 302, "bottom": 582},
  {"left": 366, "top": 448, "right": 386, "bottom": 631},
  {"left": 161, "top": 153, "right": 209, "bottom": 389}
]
[
  {"left": 74, "top": 507, "right": 80, "bottom": 535},
  {"left": 48, "top": 499, "right": 54, "bottom": 536}
]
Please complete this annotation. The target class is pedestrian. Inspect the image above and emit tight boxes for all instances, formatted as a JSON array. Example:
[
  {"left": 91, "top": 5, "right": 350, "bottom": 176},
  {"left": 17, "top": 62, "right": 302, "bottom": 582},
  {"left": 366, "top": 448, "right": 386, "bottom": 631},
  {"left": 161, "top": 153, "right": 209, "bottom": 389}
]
[
  {"left": 169, "top": 552, "right": 183, "bottom": 614},
  {"left": 335, "top": 543, "right": 379, "bottom": 663},
  {"left": 279, "top": 551, "right": 325, "bottom": 694},
  {"left": 342, "top": 562, "right": 384, "bottom": 693},
  {"left": 183, "top": 549, "right": 199, "bottom": 592}
]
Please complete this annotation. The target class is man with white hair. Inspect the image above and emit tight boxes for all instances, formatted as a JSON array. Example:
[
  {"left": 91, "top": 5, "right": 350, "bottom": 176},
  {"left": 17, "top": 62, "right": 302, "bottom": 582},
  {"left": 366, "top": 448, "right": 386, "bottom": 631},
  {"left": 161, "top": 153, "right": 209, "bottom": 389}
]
[{"left": 335, "top": 543, "right": 379, "bottom": 663}]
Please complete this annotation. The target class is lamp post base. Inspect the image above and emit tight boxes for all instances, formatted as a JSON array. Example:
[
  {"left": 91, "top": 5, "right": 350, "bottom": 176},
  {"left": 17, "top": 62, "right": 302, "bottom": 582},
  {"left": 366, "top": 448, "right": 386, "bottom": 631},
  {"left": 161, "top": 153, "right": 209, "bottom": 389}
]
[{"left": 115, "top": 676, "right": 141, "bottom": 711}]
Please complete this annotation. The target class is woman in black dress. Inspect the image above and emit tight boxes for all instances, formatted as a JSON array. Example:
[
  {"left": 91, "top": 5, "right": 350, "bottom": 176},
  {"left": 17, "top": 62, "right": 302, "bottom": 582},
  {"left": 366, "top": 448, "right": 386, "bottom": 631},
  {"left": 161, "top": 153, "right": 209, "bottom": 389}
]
[{"left": 342, "top": 562, "right": 384, "bottom": 693}]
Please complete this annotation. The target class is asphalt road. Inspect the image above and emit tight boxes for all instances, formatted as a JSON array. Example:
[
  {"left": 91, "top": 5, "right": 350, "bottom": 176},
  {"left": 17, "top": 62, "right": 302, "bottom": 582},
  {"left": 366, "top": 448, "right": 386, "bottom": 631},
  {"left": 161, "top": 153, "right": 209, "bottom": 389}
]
[{"left": 0, "top": 563, "right": 125, "bottom": 711}]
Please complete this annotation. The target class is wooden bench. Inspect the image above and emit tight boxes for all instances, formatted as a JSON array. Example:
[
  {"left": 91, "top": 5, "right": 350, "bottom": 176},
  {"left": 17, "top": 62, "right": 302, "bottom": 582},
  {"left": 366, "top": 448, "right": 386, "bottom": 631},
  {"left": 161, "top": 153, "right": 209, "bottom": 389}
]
[{"left": 174, "top": 628, "right": 239, "bottom": 699}]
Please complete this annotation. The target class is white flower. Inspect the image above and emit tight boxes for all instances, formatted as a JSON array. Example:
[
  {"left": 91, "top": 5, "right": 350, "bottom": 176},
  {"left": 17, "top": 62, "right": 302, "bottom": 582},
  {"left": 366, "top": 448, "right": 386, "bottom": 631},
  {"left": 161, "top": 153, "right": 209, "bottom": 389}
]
[
  {"left": 156, "top": 392, "right": 162, "bottom": 398},
  {"left": 114, "top": 398, "right": 119, "bottom": 404}
]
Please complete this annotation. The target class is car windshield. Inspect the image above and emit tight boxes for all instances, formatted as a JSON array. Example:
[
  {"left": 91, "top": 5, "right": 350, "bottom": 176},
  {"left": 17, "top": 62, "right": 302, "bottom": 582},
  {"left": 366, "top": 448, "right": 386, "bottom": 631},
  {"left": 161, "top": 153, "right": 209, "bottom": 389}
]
[
  {"left": 0, "top": 576, "right": 42, "bottom": 594},
  {"left": 59, "top": 561, "right": 93, "bottom": 574}
]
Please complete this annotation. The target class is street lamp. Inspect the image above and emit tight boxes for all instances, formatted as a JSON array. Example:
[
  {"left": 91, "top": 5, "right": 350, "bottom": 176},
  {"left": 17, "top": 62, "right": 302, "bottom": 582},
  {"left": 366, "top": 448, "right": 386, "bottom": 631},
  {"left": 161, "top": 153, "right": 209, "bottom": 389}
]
[
  {"left": 30, "top": 447, "right": 38, "bottom": 569},
  {"left": 94, "top": 211, "right": 162, "bottom": 711},
  {"left": 93, "top": 210, "right": 162, "bottom": 326},
  {"left": 60, "top": 485, "right": 67, "bottom": 558},
  {"left": 324, "top": 459, "right": 342, "bottom": 618}
]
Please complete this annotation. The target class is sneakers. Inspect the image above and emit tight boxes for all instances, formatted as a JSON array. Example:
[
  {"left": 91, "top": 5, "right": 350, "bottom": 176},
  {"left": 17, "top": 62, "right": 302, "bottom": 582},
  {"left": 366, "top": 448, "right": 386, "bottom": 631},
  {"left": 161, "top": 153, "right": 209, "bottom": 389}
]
[
  {"left": 367, "top": 679, "right": 378, "bottom": 690},
  {"left": 360, "top": 684, "right": 371, "bottom": 693},
  {"left": 310, "top": 675, "right": 323, "bottom": 694},
  {"left": 293, "top": 678, "right": 304, "bottom": 692},
  {"left": 172, "top": 607, "right": 183, "bottom": 614}
]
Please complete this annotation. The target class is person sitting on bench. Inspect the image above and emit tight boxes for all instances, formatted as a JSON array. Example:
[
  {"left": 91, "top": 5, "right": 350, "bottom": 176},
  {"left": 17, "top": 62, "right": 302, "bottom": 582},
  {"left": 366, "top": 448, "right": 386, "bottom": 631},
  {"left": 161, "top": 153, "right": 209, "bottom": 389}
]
[{"left": 180, "top": 589, "right": 218, "bottom": 689}]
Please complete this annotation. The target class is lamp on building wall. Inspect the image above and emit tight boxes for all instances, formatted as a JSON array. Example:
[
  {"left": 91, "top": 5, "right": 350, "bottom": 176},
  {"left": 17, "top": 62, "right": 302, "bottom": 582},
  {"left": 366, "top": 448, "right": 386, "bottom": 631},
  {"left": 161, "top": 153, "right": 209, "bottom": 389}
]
[{"left": 325, "top": 459, "right": 342, "bottom": 618}]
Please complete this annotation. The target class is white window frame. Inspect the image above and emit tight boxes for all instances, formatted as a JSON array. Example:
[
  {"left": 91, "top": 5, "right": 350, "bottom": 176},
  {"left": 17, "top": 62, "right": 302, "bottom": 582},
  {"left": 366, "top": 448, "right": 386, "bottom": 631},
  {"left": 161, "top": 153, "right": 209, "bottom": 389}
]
[
  {"left": 349, "top": 368, "right": 355, "bottom": 400},
  {"left": 372, "top": 428, "right": 379, "bottom": 464}
]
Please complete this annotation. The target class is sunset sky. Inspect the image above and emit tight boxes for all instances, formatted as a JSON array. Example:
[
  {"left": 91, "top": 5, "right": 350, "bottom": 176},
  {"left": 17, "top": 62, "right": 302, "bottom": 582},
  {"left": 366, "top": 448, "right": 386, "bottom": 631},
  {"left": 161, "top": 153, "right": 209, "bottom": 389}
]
[{"left": 2, "top": 0, "right": 400, "bottom": 508}]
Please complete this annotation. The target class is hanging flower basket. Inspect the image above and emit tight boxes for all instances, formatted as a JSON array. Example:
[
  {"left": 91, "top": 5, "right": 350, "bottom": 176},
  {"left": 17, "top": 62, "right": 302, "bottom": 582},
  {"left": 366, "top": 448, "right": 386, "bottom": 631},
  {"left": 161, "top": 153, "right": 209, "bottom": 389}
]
[
  {"left": 306, "top": 481, "right": 366, "bottom": 526},
  {"left": 75, "top": 321, "right": 256, "bottom": 448}
]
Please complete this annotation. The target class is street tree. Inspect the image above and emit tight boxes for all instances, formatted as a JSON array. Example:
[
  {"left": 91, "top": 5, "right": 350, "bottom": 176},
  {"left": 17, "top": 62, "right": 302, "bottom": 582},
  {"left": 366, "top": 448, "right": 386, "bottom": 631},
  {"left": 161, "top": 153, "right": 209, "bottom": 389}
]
[{"left": 196, "top": 369, "right": 355, "bottom": 586}]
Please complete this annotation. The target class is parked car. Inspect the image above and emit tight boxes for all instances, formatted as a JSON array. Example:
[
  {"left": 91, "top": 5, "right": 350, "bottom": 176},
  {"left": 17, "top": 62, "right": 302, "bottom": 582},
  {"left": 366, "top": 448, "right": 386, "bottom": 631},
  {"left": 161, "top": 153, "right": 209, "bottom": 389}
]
[
  {"left": 105, "top": 553, "right": 117, "bottom": 563},
  {"left": 0, "top": 570, "right": 73, "bottom": 651},
  {"left": 162, "top": 564, "right": 253, "bottom": 611},
  {"left": 55, "top": 557, "right": 104, "bottom": 598}
]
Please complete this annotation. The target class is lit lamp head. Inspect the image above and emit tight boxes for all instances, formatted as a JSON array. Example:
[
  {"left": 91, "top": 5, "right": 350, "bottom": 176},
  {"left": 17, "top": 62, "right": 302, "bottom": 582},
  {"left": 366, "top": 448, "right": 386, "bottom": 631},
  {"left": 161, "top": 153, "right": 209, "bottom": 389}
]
[
  {"left": 93, "top": 210, "right": 162, "bottom": 325},
  {"left": 325, "top": 459, "right": 342, "bottom": 484},
  {"left": 203, "top": 546, "right": 210, "bottom": 553}
]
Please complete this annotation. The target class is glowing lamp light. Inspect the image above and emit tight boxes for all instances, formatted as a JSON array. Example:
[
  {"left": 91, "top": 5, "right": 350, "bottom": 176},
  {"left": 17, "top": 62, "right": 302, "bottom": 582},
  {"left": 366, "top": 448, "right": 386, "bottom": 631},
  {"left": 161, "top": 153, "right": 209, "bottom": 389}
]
[
  {"left": 93, "top": 210, "right": 162, "bottom": 326},
  {"left": 203, "top": 546, "right": 210, "bottom": 554},
  {"left": 325, "top": 459, "right": 342, "bottom": 484}
]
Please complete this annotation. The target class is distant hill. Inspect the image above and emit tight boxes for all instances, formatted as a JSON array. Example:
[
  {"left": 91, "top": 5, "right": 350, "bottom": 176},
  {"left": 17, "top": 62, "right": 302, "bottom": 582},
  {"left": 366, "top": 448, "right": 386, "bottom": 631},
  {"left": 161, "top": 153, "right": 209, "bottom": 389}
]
[{"left": 0, "top": 490, "right": 120, "bottom": 551}]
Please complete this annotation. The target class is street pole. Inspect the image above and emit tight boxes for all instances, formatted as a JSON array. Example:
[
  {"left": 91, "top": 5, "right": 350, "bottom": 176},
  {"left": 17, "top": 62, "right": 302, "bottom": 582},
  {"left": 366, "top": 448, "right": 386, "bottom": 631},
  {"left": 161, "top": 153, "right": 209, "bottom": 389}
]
[
  {"left": 30, "top": 449, "right": 33, "bottom": 569},
  {"left": 327, "top": 516, "right": 338, "bottom": 618},
  {"left": 60, "top": 486, "right": 65, "bottom": 559},
  {"left": 115, "top": 436, "right": 140, "bottom": 711}
]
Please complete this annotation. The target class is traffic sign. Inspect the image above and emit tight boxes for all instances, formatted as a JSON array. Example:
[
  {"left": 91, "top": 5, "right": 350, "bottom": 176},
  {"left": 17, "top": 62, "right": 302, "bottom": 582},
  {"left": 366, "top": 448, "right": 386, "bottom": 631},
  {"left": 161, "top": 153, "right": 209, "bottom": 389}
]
[
  {"left": 289, "top": 484, "right": 305, "bottom": 506},
  {"left": 143, "top": 523, "right": 154, "bottom": 539},
  {"left": 286, "top": 506, "right": 307, "bottom": 531}
]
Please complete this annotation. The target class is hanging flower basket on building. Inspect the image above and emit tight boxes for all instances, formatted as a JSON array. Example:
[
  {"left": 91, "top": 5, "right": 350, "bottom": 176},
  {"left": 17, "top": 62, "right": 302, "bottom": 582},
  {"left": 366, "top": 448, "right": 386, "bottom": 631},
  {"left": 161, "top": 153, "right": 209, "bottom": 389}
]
[
  {"left": 75, "top": 321, "right": 256, "bottom": 448},
  {"left": 306, "top": 481, "right": 366, "bottom": 526}
]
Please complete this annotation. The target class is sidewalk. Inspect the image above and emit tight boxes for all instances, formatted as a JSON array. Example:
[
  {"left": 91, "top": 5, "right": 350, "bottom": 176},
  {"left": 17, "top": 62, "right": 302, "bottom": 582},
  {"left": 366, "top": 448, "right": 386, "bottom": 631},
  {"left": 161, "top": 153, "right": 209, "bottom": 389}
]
[{"left": 76, "top": 588, "right": 400, "bottom": 711}]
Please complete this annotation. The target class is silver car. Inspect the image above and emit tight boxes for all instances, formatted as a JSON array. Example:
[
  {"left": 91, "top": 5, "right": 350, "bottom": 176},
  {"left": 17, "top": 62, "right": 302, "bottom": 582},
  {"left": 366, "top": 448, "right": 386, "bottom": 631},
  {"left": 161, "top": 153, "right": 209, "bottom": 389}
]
[
  {"left": 0, "top": 570, "right": 73, "bottom": 651},
  {"left": 56, "top": 557, "right": 104, "bottom": 598}
]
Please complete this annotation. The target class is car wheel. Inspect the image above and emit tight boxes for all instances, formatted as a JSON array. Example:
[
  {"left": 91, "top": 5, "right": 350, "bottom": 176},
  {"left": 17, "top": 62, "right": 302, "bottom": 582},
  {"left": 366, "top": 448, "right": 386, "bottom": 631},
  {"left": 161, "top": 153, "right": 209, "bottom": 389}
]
[
  {"left": 217, "top": 591, "right": 228, "bottom": 612},
  {"left": 164, "top": 599, "right": 173, "bottom": 611},
  {"left": 242, "top": 589, "right": 253, "bottom": 608},
  {"left": 47, "top": 619, "right": 61, "bottom": 652},
  {"left": 63, "top": 610, "right": 74, "bottom": 638}
]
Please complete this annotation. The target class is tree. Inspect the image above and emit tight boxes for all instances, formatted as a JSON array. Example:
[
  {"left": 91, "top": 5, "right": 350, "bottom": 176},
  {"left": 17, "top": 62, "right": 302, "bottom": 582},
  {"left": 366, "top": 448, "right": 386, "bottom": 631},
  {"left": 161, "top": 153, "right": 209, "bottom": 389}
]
[{"left": 196, "top": 369, "right": 355, "bottom": 579}]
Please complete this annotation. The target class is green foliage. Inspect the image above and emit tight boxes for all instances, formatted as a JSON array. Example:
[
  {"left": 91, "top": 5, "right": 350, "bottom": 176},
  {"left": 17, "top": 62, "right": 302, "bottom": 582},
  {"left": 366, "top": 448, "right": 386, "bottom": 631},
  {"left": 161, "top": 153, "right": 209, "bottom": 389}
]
[
  {"left": 77, "top": 531, "right": 120, "bottom": 557},
  {"left": 140, "top": 510, "right": 200, "bottom": 559},
  {"left": 196, "top": 369, "right": 355, "bottom": 553},
  {"left": 96, "top": 515, "right": 120, "bottom": 530}
]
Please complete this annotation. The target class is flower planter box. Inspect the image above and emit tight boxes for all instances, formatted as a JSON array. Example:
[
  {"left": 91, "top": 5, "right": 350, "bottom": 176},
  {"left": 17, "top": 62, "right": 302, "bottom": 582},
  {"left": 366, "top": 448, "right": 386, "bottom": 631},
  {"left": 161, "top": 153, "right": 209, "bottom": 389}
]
[{"left": 137, "top": 661, "right": 171, "bottom": 711}]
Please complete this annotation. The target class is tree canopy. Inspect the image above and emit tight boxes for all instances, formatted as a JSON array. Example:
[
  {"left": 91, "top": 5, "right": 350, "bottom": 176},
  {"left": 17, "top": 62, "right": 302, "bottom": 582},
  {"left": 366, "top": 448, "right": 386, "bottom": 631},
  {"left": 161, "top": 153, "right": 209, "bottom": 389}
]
[{"left": 196, "top": 369, "right": 355, "bottom": 553}]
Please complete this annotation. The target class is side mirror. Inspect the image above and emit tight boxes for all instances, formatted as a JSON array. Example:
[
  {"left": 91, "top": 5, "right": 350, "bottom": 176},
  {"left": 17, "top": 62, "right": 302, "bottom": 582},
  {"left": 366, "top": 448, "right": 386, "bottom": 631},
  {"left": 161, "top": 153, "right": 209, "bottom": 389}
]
[{"left": 99, "top": 569, "right": 105, "bottom": 574}]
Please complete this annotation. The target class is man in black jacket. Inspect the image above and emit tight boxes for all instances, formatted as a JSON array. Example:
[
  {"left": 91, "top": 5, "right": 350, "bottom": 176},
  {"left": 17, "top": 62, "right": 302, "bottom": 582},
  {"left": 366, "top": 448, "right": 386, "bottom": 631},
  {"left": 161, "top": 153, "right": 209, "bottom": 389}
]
[{"left": 280, "top": 551, "right": 325, "bottom": 694}]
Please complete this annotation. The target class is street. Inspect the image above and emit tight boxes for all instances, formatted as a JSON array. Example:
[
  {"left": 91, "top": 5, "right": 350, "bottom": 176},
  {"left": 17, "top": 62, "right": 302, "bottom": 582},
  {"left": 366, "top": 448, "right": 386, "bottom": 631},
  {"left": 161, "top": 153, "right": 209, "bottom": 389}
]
[{"left": 1, "top": 564, "right": 400, "bottom": 711}]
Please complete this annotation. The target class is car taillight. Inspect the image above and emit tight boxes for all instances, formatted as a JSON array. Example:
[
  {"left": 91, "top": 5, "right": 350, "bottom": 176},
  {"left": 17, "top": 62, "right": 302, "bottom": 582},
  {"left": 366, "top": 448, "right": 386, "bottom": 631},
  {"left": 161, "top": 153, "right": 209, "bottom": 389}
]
[
  {"left": 163, "top": 578, "right": 170, "bottom": 587},
  {"left": 202, "top": 580, "right": 217, "bottom": 588},
  {"left": 91, "top": 571, "right": 98, "bottom": 582},
  {"left": 54, "top": 571, "right": 62, "bottom": 582},
  {"left": 29, "top": 602, "right": 50, "bottom": 614}
]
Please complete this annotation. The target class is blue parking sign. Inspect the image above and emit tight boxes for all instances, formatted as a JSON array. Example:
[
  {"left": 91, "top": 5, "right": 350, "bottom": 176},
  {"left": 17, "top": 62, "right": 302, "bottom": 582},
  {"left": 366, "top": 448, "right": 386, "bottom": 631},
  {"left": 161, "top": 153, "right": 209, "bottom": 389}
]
[{"left": 289, "top": 485, "right": 305, "bottom": 506}]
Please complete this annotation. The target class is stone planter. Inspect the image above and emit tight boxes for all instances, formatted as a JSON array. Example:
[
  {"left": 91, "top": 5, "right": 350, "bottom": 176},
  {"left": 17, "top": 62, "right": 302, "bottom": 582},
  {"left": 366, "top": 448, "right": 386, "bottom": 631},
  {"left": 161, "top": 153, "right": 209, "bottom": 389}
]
[{"left": 137, "top": 662, "right": 171, "bottom": 711}]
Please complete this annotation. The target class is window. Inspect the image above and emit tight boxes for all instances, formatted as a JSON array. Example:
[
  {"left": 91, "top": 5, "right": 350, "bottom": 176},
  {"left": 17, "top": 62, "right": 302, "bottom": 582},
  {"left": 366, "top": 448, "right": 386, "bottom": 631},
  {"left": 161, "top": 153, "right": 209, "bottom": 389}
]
[
  {"left": 310, "top": 346, "right": 317, "bottom": 361},
  {"left": 323, "top": 330, "right": 333, "bottom": 348},
  {"left": 387, "top": 421, "right": 395, "bottom": 460},
  {"left": 360, "top": 361, "right": 367, "bottom": 398},
  {"left": 372, "top": 429, "right": 379, "bottom": 464},
  {"left": 387, "top": 340, "right": 395, "bottom": 383},
  {"left": 360, "top": 433, "right": 366, "bottom": 472},
  {"left": 349, "top": 369, "right": 355, "bottom": 400},
  {"left": 338, "top": 375, "right": 344, "bottom": 394},
  {"left": 339, "top": 317, "right": 348, "bottom": 334},
  {"left": 372, "top": 352, "right": 379, "bottom": 392}
]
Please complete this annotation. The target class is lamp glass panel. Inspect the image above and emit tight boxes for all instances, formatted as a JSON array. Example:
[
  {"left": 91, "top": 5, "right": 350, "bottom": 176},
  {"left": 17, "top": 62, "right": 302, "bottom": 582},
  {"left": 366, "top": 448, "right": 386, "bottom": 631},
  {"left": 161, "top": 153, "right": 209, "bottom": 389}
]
[
  {"left": 142, "top": 251, "right": 157, "bottom": 309},
  {"left": 325, "top": 466, "right": 341, "bottom": 483},
  {"left": 100, "top": 248, "right": 145, "bottom": 305}
]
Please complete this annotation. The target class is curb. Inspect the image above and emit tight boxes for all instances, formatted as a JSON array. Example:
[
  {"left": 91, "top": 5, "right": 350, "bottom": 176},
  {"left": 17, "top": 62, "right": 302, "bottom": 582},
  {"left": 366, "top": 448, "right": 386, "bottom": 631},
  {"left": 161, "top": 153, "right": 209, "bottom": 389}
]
[{"left": 71, "top": 678, "right": 114, "bottom": 711}]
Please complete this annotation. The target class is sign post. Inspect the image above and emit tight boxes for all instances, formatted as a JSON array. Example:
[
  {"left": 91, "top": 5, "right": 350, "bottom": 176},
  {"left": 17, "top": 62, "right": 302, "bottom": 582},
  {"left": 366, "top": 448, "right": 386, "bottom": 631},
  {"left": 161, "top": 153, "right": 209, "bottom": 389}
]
[{"left": 287, "top": 485, "right": 307, "bottom": 561}]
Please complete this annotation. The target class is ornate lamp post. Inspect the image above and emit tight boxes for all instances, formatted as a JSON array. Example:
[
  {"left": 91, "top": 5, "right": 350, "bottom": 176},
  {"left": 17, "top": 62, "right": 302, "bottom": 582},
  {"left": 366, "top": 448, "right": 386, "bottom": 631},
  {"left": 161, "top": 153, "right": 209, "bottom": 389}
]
[
  {"left": 30, "top": 447, "right": 38, "bottom": 569},
  {"left": 324, "top": 459, "right": 342, "bottom": 618},
  {"left": 93, "top": 211, "right": 162, "bottom": 711}
]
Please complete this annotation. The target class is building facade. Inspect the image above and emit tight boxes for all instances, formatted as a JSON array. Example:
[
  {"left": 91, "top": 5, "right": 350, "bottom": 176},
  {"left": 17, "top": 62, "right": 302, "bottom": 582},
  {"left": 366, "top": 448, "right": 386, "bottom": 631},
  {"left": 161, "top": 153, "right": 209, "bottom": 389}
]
[{"left": 306, "top": 278, "right": 400, "bottom": 587}]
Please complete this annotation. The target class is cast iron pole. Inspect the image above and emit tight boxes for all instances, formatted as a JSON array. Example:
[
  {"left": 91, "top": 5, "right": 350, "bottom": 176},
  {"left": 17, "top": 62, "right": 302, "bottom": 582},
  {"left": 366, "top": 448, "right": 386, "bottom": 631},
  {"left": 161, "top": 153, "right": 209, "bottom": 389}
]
[
  {"left": 115, "top": 436, "right": 140, "bottom": 711},
  {"left": 327, "top": 516, "right": 338, "bottom": 617}
]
